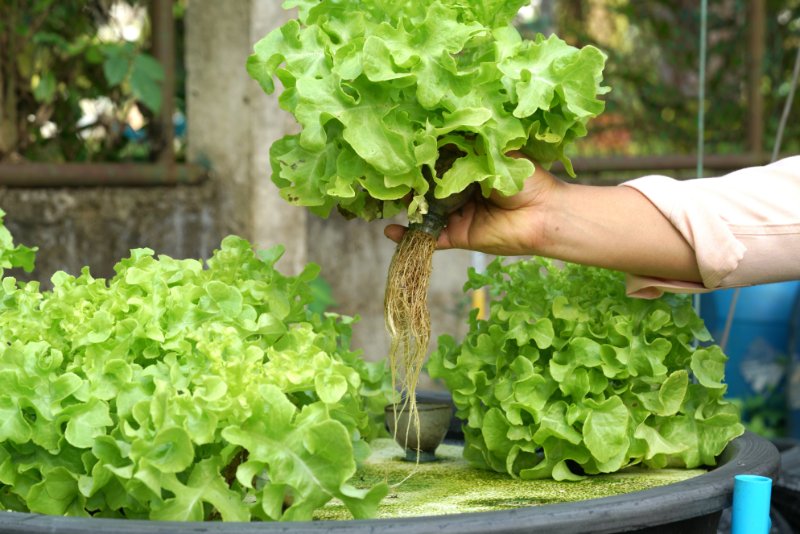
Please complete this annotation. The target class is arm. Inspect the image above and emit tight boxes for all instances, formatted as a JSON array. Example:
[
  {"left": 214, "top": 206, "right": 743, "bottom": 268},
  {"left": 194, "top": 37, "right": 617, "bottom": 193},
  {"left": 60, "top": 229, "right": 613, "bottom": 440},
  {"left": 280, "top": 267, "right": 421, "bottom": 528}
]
[
  {"left": 386, "top": 163, "right": 701, "bottom": 282},
  {"left": 385, "top": 156, "right": 800, "bottom": 296},
  {"left": 525, "top": 178, "right": 702, "bottom": 283}
]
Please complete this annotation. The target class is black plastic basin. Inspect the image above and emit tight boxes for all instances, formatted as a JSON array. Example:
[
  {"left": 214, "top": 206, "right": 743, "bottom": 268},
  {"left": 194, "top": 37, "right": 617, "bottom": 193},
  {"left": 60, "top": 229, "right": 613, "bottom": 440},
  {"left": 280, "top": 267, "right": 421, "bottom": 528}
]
[{"left": 0, "top": 431, "right": 779, "bottom": 534}]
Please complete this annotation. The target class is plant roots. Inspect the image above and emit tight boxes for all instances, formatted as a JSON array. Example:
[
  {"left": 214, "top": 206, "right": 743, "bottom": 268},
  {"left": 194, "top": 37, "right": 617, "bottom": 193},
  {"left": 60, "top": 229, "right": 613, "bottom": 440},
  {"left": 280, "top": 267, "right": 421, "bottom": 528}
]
[{"left": 384, "top": 227, "right": 438, "bottom": 457}]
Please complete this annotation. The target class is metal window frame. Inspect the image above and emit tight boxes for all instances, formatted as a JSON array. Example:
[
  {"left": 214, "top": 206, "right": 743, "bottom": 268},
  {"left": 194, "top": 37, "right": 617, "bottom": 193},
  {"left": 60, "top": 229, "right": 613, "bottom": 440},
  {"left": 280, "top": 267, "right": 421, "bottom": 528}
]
[{"left": 0, "top": 0, "right": 207, "bottom": 187}]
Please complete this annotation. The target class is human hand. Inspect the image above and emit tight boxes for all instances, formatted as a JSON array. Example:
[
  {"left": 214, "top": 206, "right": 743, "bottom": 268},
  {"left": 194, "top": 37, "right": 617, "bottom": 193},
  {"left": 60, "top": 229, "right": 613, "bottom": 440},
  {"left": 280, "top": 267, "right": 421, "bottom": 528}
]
[{"left": 384, "top": 157, "right": 562, "bottom": 256}]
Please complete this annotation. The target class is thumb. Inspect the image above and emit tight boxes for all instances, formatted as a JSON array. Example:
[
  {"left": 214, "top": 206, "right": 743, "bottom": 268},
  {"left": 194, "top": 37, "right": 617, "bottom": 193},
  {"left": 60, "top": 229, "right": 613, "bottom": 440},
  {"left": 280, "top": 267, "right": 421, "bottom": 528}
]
[{"left": 383, "top": 224, "right": 406, "bottom": 244}]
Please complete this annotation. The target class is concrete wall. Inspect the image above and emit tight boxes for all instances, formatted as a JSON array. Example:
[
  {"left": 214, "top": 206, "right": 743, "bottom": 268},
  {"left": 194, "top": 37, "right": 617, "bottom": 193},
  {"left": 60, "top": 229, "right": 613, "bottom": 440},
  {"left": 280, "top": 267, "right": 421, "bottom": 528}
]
[
  {"left": 185, "top": 0, "right": 307, "bottom": 274},
  {"left": 0, "top": 185, "right": 221, "bottom": 282},
  {"left": 0, "top": 1, "right": 475, "bottom": 389},
  {"left": 229, "top": 1, "right": 475, "bottom": 374},
  {"left": 306, "top": 211, "right": 474, "bottom": 389}
]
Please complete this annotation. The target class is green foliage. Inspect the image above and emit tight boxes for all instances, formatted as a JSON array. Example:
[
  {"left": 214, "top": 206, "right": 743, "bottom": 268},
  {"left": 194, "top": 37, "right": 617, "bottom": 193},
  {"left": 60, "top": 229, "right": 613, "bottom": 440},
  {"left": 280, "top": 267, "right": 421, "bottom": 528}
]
[
  {"left": 0, "top": 1, "right": 164, "bottom": 162},
  {"left": 0, "top": 233, "right": 392, "bottom": 520},
  {"left": 307, "top": 275, "right": 337, "bottom": 314},
  {"left": 248, "top": 0, "right": 608, "bottom": 223},
  {"left": 428, "top": 258, "right": 744, "bottom": 481},
  {"left": 552, "top": 0, "right": 800, "bottom": 158},
  {"left": 102, "top": 42, "right": 165, "bottom": 114},
  {"left": 732, "top": 380, "right": 788, "bottom": 439},
  {"left": 0, "top": 209, "right": 37, "bottom": 274}
]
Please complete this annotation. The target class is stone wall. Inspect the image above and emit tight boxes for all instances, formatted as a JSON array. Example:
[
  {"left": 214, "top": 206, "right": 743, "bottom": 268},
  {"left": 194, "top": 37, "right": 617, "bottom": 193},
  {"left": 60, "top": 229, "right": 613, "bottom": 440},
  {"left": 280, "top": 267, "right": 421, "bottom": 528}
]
[
  {"left": 0, "top": 182, "right": 223, "bottom": 283},
  {"left": 306, "top": 212, "right": 474, "bottom": 389}
]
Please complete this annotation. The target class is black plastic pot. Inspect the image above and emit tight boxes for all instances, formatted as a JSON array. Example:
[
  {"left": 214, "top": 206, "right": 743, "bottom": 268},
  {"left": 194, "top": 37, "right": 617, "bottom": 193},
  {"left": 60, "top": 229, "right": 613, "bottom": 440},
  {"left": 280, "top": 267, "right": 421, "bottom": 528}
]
[
  {"left": 772, "top": 438, "right": 800, "bottom": 530},
  {"left": 0, "top": 431, "right": 778, "bottom": 534}
]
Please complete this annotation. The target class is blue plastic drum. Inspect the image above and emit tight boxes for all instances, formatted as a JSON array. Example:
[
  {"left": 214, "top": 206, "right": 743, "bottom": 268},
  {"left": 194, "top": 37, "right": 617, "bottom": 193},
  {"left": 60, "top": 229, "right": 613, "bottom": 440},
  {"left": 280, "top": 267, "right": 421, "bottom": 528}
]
[
  {"left": 788, "top": 292, "right": 800, "bottom": 438},
  {"left": 700, "top": 282, "right": 800, "bottom": 429}
]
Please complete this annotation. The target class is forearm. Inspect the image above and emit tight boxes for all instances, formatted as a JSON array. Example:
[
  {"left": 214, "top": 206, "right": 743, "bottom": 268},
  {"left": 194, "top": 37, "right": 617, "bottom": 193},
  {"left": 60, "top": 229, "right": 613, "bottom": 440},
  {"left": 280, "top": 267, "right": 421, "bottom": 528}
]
[{"left": 536, "top": 181, "right": 702, "bottom": 282}]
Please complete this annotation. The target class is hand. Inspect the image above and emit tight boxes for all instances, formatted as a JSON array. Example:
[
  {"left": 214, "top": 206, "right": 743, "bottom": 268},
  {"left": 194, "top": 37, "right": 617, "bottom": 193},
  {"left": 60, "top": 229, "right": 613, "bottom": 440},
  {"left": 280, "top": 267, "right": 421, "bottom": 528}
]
[
  {"left": 384, "top": 159, "right": 561, "bottom": 256},
  {"left": 384, "top": 156, "right": 702, "bottom": 284}
]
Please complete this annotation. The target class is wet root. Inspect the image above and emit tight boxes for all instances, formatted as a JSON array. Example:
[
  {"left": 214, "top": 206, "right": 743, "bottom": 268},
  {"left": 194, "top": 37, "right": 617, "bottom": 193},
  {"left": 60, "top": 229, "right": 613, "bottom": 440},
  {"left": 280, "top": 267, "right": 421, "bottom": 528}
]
[{"left": 384, "top": 228, "right": 437, "bottom": 461}]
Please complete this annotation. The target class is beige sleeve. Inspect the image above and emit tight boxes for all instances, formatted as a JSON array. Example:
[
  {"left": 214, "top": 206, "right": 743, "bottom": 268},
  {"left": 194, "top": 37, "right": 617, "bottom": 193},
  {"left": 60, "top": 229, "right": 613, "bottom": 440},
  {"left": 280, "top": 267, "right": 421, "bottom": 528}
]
[{"left": 620, "top": 155, "right": 800, "bottom": 298}]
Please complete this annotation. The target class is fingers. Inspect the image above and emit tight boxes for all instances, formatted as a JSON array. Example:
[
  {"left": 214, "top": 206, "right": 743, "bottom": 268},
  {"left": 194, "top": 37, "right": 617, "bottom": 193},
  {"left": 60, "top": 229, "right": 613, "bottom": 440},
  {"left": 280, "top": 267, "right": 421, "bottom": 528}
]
[
  {"left": 383, "top": 224, "right": 406, "bottom": 244},
  {"left": 384, "top": 199, "right": 475, "bottom": 251},
  {"left": 439, "top": 200, "right": 475, "bottom": 250},
  {"left": 384, "top": 223, "right": 456, "bottom": 250},
  {"left": 435, "top": 230, "right": 455, "bottom": 250}
]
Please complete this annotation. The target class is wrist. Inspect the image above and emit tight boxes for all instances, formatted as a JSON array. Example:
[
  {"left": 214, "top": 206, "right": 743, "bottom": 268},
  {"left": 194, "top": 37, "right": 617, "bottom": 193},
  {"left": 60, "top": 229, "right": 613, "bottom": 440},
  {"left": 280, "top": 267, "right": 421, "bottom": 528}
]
[{"left": 526, "top": 175, "right": 568, "bottom": 257}]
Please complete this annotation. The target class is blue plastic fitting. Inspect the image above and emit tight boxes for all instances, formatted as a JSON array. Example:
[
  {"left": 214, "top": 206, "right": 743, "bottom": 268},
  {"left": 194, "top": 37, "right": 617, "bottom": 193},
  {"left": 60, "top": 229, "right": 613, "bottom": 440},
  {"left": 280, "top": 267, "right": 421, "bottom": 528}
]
[{"left": 731, "top": 474, "right": 772, "bottom": 534}]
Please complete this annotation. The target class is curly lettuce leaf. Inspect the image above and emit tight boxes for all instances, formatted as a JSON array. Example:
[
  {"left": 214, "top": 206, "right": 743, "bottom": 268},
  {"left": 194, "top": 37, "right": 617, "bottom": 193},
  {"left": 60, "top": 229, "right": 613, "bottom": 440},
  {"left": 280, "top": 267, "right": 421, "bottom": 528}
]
[
  {"left": 0, "top": 234, "right": 392, "bottom": 520},
  {"left": 428, "top": 258, "right": 744, "bottom": 480},
  {"left": 248, "top": 0, "right": 608, "bottom": 222},
  {"left": 0, "top": 209, "right": 36, "bottom": 273}
]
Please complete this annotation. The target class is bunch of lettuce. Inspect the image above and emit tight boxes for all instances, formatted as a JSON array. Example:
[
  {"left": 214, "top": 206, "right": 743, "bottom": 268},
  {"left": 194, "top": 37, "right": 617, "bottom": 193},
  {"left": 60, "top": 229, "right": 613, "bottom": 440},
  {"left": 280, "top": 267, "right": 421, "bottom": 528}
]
[
  {"left": 247, "top": 0, "right": 609, "bottom": 222},
  {"left": 428, "top": 258, "right": 744, "bottom": 481},
  {"left": 0, "top": 223, "right": 392, "bottom": 520}
]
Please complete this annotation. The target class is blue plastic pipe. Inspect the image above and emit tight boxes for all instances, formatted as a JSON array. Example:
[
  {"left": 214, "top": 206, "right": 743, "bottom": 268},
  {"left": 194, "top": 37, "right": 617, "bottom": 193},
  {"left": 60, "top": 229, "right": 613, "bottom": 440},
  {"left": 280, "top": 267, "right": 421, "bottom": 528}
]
[{"left": 731, "top": 474, "right": 772, "bottom": 534}]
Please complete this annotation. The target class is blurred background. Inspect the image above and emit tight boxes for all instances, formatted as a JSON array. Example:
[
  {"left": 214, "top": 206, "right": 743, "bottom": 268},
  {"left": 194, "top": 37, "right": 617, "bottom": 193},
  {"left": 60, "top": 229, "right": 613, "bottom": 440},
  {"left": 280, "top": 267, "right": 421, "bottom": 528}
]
[{"left": 0, "top": 0, "right": 799, "bottom": 438}]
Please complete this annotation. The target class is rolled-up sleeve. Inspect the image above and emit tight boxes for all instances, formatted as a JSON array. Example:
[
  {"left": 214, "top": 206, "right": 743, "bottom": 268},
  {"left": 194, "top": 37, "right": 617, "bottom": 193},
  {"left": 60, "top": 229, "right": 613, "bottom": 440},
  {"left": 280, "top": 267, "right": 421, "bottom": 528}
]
[{"left": 621, "top": 155, "right": 800, "bottom": 298}]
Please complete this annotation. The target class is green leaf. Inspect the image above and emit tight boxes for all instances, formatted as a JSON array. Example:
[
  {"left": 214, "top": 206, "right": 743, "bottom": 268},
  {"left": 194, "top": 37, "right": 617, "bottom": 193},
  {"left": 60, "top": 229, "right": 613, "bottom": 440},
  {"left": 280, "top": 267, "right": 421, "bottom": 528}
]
[
  {"left": 583, "top": 397, "right": 630, "bottom": 470},
  {"left": 0, "top": 397, "right": 32, "bottom": 443},
  {"left": 63, "top": 400, "right": 113, "bottom": 449},
  {"left": 0, "top": 218, "right": 391, "bottom": 519},
  {"left": 533, "top": 401, "right": 582, "bottom": 445},
  {"left": 204, "top": 281, "right": 244, "bottom": 317},
  {"left": 27, "top": 467, "right": 84, "bottom": 516},
  {"left": 513, "top": 374, "right": 556, "bottom": 412},
  {"left": 429, "top": 257, "right": 741, "bottom": 479},
  {"left": 659, "top": 370, "right": 689, "bottom": 416},
  {"left": 248, "top": 0, "right": 608, "bottom": 222},
  {"left": 6, "top": 244, "right": 36, "bottom": 272},
  {"left": 633, "top": 422, "right": 687, "bottom": 460},
  {"left": 315, "top": 371, "right": 348, "bottom": 404},
  {"left": 130, "top": 54, "right": 164, "bottom": 113},
  {"left": 222, "top": 386, "right": 386, "bottom": 520},
  {"left": 33, "top": 72, "right": 57, "bottom": 103},
  {"left": 691, "top": 346, "right": 727, "bottom": 389},
  {"left": 530, "top": 318, "right": 555, "bottom": 349},
  {"left": 151, "top": 459, "right": 249, "bottom": 521},
  {"left": 104, "top": 58, "right": 130, "bottom": 86},
  {"left": 136, "top": 427, "right": 195, "bottom": 474},
  {"left": 482, "top": 408, "right": 512, "bottom": 455},
  {"left": 552, "top": 295, "right": 579, "bottom": 321}
]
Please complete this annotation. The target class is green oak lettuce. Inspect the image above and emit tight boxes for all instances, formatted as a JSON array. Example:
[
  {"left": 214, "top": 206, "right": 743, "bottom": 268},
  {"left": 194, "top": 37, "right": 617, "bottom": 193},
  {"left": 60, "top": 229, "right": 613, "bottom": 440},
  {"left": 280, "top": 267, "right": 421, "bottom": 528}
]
[
  {"left": 0, "top": 233, "right": 392, "bottom": 520},
  {"left": 428, "top": 257, "right": 744, "bottom": 481},
  {"left": 248, "top": 0, "right": 609, "bottom": 222}
]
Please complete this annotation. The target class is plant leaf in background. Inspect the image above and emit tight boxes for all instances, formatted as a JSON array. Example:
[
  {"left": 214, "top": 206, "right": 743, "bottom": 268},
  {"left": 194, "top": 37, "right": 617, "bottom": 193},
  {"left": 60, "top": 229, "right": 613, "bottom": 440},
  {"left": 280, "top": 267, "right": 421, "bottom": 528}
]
[
  {"left": 0, "top": 225, "right": 392, "bottom": 520},
  {"left": 248, "top": 0, "right": 609, "bottom": 223},
  {"left": 130, "top": 54, "right": 165, "bottom": 114},
  {"left": 307, "top": 275, "right": 337, "bottom": 314},
  {"left": 0, "top": 209, "right": 36, "bottom": 273},
  {"left": 32, "top": 72, "right": 57, "bottom": 104},
  {"left": 101, "top": 43, "right": 164, "bottom": 114},
  {"left": 102, "top": 42, "right": 136, "bottom": 87},
  {"left": 428, "top": 257, "right": 744, "bottom": 481}
]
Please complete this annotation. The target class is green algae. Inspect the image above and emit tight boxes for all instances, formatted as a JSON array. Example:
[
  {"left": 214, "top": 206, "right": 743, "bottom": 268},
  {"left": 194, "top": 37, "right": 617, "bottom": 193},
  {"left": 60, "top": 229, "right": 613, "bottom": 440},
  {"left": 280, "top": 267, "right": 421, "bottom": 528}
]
[{"left": 315, "top": 439, "right": 706, "bottom": 520}]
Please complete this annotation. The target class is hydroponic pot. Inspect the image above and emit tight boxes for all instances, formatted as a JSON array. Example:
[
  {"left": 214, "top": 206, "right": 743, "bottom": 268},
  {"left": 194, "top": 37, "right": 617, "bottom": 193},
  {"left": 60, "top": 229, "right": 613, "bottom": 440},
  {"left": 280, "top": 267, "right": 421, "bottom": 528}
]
[
  {"left": 772, "top": 438, "right": 800, "bottom": 530},
  {"left": 0, "top": 431, "right": 778, "bottom": 534}
]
